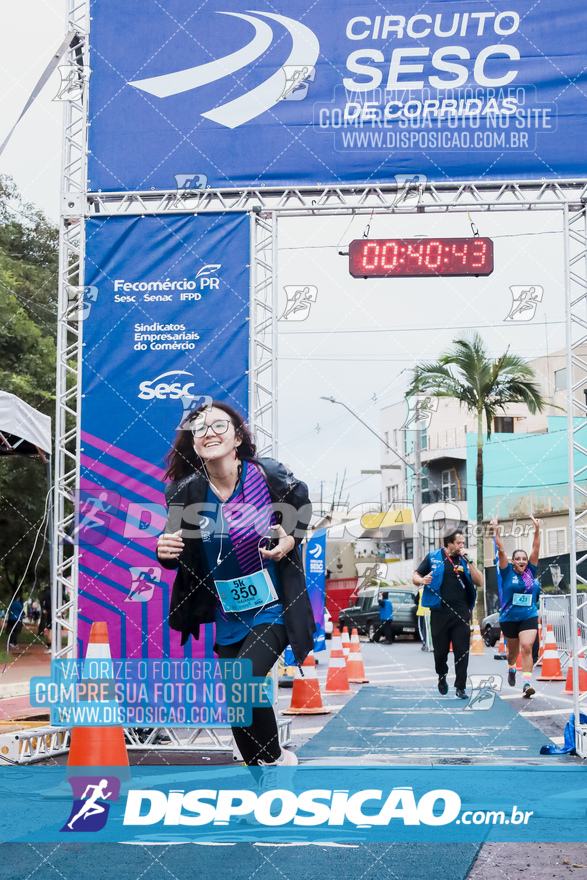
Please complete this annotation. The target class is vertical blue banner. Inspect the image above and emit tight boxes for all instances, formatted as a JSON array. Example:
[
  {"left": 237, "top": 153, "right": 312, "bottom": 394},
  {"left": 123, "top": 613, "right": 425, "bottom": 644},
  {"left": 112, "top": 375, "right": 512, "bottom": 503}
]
[
  {"left": 79, "top": 213, "right": 250, "bottom": 660},
  {"left": 306, "top": 528, "right": 327, "bottom": 653}
]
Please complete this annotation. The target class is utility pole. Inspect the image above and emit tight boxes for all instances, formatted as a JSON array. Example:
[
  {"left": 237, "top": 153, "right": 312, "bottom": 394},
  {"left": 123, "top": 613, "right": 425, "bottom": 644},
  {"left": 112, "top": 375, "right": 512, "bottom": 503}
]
[
  {"left": 321, "top": 395, "right": 423, "bottom": 564},
  {"left": 413, "top": 423, "right": 423, "bottom": 566}
]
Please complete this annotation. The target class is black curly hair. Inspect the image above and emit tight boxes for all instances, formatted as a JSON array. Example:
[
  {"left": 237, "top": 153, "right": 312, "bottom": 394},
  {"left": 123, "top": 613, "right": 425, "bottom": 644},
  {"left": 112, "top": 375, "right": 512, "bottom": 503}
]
[{"left": 163, "top": 400, "right": 257, "bottom": 482}]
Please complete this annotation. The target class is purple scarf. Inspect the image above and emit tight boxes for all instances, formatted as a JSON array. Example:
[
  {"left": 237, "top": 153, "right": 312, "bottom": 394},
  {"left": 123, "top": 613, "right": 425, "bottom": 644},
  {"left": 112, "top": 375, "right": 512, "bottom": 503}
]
[{"left": 520, "top": 567, "right": 535, "bottom": 591}]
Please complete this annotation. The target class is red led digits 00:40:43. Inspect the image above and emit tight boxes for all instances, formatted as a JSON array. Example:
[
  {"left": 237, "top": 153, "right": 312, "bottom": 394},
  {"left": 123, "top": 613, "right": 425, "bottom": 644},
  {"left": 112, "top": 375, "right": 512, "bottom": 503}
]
[{"left": 348, "top": 237, "right": 494, "bottom": 278}]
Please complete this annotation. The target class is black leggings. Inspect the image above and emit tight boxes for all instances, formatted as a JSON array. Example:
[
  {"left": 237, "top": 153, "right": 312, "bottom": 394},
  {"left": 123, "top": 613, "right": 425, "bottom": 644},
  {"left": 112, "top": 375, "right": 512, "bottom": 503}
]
[{"left": 215, "top": 623, "right": 289, "bottom": 765}]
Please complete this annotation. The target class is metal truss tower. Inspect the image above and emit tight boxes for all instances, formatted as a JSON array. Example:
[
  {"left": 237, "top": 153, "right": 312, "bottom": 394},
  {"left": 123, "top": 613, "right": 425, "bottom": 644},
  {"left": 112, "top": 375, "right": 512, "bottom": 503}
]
[
  {"left": 564, "top": 202, "right": 587, "bottom": 755},
  {"left": 53, "top": 0, "right": 90, "bottom": 659}
]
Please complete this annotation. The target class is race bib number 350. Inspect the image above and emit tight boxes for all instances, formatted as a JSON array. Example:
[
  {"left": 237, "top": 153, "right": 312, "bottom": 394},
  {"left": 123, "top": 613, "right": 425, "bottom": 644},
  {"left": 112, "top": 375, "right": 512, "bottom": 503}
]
[{"left": 216, "top": 569, "right": 278, "bottom": 613}]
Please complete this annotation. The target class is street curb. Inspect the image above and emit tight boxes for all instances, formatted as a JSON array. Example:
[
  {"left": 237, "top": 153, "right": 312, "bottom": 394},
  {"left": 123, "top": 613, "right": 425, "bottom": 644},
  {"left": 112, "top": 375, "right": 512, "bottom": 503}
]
[{"left": 0, "top": 682, "right": 33, "bottom": 700}]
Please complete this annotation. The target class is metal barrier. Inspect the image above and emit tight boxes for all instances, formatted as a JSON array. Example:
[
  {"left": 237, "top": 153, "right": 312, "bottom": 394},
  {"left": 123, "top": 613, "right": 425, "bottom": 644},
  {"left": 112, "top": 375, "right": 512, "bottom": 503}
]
[
  {"left": 542, "top": 594, "right": 587, "bottom": 668},
  {"left": 0, "top": 727, "right": 70, "bottom": 765},
  {"left": 124, "top": 719, "right": 292, "bottom": 758}
]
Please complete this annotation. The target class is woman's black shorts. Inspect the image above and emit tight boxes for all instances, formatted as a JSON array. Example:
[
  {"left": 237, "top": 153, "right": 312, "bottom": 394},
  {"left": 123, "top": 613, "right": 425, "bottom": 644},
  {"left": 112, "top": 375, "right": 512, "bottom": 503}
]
[{"left": 500, "top": 617, "right": 538, "bottom": 639}]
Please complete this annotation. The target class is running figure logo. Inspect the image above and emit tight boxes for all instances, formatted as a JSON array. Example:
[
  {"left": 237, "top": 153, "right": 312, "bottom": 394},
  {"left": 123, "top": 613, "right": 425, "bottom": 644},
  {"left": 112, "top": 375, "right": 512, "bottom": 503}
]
[
  {"left": 279, "top": 285, "right": 318, "bottom": 322},
  {"left": 402, "top": 395, "right": 438, "bottom": 431},
  {"left": 505, "top": 286, "right": 543, "bottom": 322},
  {"left": 126, "top": 567, "right": 161, "bottom": 603},
  {"left": 464, "top": 674, "right": 502, "bottom": 711},
  {"left": 54, "top": 64, "right": 91, "bottom": 102},
  {"left": 279, "top": 65, "right": 316, "bottom": 101},
  {"left": 173, "top": 173, "right": 208, "bottom": 192},
  {"left": 61, "top": 776, "right": 120, "bottom": 832}
]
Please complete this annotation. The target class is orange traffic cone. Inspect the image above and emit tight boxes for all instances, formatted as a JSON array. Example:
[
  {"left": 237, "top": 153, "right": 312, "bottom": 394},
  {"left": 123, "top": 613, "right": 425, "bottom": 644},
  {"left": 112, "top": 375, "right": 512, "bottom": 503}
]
[
  {"left": 67, "top": 622, "right": 130, "bottom": 776},
  {"left": 282, "top": 653, "right": 331, "bottom": 715},
  {"left": 324, "top": 629, "right": 353, "bottom": 695},
  {"left": 470, "top": 620, "right": 485, "bottom": 655},
  {"left": 341, "top": 627, "right": 350, "bottom": 663},
  {"left": 536, "top": 625, "right": 565, "bottom": 681},
  {"left": 516, "top": 650, "right": 523, "bottom": 671},
  {"left": 347, "top": 629, "right": 369, "bottom": 683},
  {"left": 494, "top": 632, "right": 507, "bottom": 659},
  {"left": 562, "top": 629, "right": 587, "bottom": 694},
  {"left": 536, "top": 623, "right": 544, "bottom": 666}
]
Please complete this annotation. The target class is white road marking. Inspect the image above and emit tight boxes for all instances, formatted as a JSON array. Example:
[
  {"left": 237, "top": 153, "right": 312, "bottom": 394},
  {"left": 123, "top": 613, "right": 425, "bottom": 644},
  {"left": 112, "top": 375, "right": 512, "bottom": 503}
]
[{"left": 520, "top": 708, "right": 574, "bottom": 717}]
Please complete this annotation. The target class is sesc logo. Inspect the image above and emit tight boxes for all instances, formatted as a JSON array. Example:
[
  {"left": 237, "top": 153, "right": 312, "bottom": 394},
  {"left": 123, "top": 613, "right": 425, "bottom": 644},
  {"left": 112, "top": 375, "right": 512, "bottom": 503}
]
[
  {"left": 138, "top": 372, "right": 212, "bottom": 428},
  {"left": 129, "top": 12, "right": 319, "bottom": 129},
  {"left": 138, "top": 371, "right": 198, "bottom": 401}
]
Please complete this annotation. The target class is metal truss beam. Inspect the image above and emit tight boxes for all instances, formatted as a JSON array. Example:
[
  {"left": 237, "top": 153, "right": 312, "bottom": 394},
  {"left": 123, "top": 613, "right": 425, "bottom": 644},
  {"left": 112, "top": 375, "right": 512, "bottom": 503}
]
[
  {"left": 564, "top": 203, "right": 587, "bottom": 758},
  {"left": 249, "top": 211, "right": 277, "bottom": 457},
  {"left": 88, "top": 179, "right": 587, "bottom": 218},
  {"left": 53, "top": 0, "right": 89, "bottom": 660}
]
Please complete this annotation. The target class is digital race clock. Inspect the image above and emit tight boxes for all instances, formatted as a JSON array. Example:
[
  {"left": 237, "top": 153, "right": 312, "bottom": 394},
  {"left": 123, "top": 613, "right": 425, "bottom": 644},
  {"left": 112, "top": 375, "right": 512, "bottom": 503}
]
[{"left": 348, "top": 237, "right": 494, "bottom": 278}]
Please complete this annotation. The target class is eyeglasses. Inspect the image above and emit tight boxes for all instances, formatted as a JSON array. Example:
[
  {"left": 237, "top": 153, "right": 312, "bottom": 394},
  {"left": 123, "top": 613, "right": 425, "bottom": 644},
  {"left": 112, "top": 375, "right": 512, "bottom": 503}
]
[{"left": 191, "top": 419, "right": 231, "bottom": 438}]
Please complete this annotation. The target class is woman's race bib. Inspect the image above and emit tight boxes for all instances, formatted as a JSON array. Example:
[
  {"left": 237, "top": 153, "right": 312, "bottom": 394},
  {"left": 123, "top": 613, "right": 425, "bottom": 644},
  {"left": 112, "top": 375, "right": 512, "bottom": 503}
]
[
  {"left": 216, "top": 568, "right": 279, "bottom": 614},
  {"left": 512, "top": 592, "right": 532, "bottom": 607}
]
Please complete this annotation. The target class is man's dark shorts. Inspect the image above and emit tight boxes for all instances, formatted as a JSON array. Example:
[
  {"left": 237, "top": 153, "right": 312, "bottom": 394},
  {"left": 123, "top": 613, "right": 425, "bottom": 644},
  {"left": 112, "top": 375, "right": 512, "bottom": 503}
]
[{"left": 500, "top": 617, "right": 538, "bottom": 639}]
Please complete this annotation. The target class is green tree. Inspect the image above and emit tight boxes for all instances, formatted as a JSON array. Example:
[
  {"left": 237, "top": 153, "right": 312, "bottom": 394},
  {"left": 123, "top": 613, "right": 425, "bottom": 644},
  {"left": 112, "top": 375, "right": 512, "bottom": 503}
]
[
  {"left": 408, "top": 333, "right": 547, "bottom": 618},
  {"left": 0, "top": 176, "right": 57, "bottom": 601}
]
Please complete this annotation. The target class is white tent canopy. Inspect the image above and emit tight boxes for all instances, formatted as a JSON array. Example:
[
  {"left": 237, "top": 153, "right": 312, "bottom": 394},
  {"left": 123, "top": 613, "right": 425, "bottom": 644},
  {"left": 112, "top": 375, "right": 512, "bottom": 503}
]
[{"left": 0, "top": 391, "right": 51, "bottom": 456}]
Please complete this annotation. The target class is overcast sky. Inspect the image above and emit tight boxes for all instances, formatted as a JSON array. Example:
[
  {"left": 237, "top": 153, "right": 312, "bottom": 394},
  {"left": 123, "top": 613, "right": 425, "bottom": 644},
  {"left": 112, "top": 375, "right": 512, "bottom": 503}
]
[{"left": 0, "top": 1, "right": 566, "bottom": 508}]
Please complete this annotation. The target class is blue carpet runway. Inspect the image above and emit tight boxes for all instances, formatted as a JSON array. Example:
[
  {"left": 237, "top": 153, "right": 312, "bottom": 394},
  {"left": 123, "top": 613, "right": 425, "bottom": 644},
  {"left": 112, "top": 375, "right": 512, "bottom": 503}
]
[
  {"left": 297, "top": 686, "right": 549, "bottom": 763},
  {"left": 2, "top": 686, "right": 562, "bottom": 879}
]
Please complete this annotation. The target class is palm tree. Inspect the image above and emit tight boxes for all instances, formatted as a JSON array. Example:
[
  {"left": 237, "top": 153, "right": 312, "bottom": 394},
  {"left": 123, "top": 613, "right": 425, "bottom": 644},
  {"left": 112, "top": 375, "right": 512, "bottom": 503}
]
[{"left": 408, "top": 333, "right": 547, "bottom": 618}]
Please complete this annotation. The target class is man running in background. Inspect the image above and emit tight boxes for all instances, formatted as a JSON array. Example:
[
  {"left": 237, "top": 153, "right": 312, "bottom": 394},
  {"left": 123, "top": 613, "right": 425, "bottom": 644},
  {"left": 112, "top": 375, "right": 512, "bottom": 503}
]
[{"left": 412, "top": 529, "right": 484, "bottom": 699}]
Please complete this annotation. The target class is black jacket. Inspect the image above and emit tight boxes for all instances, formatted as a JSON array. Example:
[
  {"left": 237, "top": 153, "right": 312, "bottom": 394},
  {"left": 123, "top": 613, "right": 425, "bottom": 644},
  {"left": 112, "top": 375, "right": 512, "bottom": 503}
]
[{"left": 157, "top": 458, "right": 316, "bottom": 666}]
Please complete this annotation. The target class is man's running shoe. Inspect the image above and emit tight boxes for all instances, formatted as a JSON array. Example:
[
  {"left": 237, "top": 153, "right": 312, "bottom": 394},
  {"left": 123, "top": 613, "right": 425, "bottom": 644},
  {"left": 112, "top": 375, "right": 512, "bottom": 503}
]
[
  {"left": 438, "top": 675, "right": 448, "bottom": 695},
  {"left": 455, "top": 688, "right": 468, "bottom": 700},
  {"left": 523, "top": 682, "right": 535, "bottom": 698},
  {"left": 508, "top": 667, "right": 516, "bottom": 687}
]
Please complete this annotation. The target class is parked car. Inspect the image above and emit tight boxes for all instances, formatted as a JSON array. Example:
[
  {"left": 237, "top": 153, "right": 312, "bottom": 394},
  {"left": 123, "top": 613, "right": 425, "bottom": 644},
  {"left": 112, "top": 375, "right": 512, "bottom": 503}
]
[
  {"left": 481, "top": 612, "right": 501, "bottom": 647},
  {"left": 338, "top": 586, "right": 419, "bottom": 641},
  {"left": 324, "top": 607, "right": 333, "bottom": 638}
]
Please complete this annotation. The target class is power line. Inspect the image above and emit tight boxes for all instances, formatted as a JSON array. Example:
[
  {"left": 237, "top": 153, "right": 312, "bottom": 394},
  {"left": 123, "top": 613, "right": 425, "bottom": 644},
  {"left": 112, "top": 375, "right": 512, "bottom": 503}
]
[
  {"left": 279, "top": 230, "right": 562, "bottom": 251},
  {"left": 281, "top": 321, "right": 565, "bottom": 335}
]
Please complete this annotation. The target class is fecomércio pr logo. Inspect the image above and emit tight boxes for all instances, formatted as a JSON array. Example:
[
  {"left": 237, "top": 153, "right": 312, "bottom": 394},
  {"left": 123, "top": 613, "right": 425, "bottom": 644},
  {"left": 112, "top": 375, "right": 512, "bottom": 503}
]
[{"left": 61, "top": 776, "right": 120, "bottom": 833}]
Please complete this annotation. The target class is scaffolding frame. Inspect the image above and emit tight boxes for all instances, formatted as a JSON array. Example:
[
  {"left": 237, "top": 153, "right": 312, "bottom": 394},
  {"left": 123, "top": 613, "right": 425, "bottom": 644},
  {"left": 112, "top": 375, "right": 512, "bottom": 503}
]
[
  {"left": 52, "top": 0, "right": 89, "bottom": 661},
  {"left": 53, "top": 0, "right": 587, "bottom": 756}
]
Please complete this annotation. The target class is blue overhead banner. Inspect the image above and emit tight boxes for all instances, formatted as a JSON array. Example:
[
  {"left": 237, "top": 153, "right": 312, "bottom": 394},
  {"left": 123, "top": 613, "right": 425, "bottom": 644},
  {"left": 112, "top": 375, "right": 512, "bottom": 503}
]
[
  {"left": 78, "top": 213, "right": 249, "bottom": 660},
  {"left": 87, "top": 0, "right": 587, "bottom": 189}
]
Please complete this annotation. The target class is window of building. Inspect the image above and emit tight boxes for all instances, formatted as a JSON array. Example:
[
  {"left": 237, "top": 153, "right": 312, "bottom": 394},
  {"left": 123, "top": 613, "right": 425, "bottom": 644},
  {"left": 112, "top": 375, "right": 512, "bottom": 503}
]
[
  {"left": 441, "top": 468, "right": 458, "bottom": 501},
  {"left": 555, "top": 368, "right": 566, "bottom": 391},
  {"left": 384, "top": 431, "right": 389, "bottom": 452},
  {"left": 421, "top": 466, "right": 429, "bottom": 494},
  {"left": 393, "top": 429, "right": 398, "bottom": 448},
  {"left": 421, "top": 428, "right": 427, "bottom": 450},
  {"left": 494, "top": 416, "right": 514, "bottom": 433},
  {"left": 547, "top": 528, "right": 567, "bottom": 555}
]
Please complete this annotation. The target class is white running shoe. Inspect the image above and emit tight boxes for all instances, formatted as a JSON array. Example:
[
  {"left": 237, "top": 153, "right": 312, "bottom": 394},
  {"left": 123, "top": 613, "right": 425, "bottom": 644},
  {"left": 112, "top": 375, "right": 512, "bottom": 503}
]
[{"left": 259, "top": 748, "right": 298, "bottom": 766}]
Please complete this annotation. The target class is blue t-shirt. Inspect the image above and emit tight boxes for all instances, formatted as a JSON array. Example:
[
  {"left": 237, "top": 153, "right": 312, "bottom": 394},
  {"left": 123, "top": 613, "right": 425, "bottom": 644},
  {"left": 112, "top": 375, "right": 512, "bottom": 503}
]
[
  {"left": 379, "top": 599, "right": 393, "bottom": 621},
  {"left": 8, "top": 600, "right": 23, "bottom": 622},
  {"left": 499, "top": 562, "right": 540, "bottom": 622},
  {"left": 201, "top": 461, "right": 284, "bottom": 644}
]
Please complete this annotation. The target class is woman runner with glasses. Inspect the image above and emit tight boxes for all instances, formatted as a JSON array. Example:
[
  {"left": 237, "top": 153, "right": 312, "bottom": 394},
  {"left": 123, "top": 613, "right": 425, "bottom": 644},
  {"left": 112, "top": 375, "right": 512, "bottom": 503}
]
[{"left": 157, "top": 400, "right": 315, "bottom": 765}]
